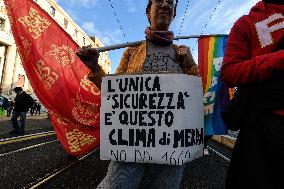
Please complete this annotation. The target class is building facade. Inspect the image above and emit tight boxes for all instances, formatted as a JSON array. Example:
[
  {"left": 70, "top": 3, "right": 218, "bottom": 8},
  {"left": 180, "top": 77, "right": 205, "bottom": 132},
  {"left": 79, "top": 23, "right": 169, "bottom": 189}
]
[{"left": 0, "top": 0, "right": 111, "bottom": 96}]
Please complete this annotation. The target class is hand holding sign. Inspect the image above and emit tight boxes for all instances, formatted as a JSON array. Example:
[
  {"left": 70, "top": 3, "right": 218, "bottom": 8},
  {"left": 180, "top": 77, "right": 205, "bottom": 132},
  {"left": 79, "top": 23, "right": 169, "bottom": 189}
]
[
  {"left": 76, "top": 46, "right": 100, "bottom": 73},
  {"left": 177, "top": 45, "right": 196, "bottom": 71}
]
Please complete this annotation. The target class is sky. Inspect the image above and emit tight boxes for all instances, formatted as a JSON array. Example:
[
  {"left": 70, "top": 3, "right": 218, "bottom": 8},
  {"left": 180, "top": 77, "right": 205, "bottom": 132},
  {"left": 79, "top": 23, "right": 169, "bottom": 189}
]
[{"left": 55, "top": 0, "right": 261, "bottom": 73}]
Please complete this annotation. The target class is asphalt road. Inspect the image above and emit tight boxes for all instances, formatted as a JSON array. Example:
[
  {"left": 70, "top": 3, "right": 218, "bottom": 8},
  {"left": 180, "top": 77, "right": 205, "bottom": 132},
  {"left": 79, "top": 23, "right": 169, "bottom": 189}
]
[{"left": 0, "top": 115, "right": 231, "bottom": 189}]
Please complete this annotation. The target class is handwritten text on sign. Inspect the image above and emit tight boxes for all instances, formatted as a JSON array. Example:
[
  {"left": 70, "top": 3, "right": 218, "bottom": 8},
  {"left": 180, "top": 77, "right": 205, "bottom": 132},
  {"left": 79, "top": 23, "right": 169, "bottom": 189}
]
[{"left": 100, "top": 74, "right": 204, "bottom": 165}]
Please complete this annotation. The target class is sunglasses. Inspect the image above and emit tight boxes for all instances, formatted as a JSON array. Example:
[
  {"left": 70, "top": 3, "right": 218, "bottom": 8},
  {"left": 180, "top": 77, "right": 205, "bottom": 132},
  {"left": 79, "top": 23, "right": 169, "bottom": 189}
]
[{"left": 153, "top": 0, "right": 176, "bottom": 8}]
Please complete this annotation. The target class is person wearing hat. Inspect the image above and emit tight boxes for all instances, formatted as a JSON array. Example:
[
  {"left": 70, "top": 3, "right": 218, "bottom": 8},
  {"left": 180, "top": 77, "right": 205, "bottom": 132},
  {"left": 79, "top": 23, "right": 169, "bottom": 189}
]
[
  {"left": 221, "top": 0, "right": 284, "bottom": 188},
  {"left": 77, "top": 0, "right": 199, "bottom": 188},
  {"left": 10, "top": 87, "right": 34, "bottom": 134}
]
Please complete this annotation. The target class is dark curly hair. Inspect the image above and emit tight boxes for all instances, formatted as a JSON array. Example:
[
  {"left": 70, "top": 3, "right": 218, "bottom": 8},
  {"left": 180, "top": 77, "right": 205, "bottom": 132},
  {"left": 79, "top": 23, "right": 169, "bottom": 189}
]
[{"left": 146, "top": 0, "right": 178, "bottom": 24}]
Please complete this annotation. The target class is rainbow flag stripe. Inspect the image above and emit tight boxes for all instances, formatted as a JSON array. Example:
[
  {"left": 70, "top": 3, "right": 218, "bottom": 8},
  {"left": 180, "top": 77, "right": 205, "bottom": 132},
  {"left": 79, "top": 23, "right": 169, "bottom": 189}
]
[{"left": 198, "top": 36, "right": 229, "bottom": 135}]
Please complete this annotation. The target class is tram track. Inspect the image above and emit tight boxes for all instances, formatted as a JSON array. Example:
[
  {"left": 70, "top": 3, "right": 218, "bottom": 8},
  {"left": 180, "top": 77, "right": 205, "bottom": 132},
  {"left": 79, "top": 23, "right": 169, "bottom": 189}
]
[
  {"left": 0, "top": 131, "right": 57, "bottom": 156},
  {"left": 23, "top": 143, "right": 230, "bottom": 189},
  {"left": 23, "top": 148, "right": 99, "bottom": 189},
  {"left": 0, "top": 126, "right": 231, "bottom": 189},
  {"left": 0, "top": 139, "right": 59, "bottom": 157},
  {"left": 208, "top": 145, "right": 230, "bottom": 162},
  {"left": 0, "top": 131, "right": 55, "bottom": 145}
]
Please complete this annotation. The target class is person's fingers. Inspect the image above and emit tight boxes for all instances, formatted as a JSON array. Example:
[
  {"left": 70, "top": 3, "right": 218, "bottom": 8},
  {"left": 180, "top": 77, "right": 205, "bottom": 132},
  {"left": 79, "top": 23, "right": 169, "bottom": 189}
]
[
  {"left": 76, "top": 47, "right": 99, "bottom": 65},
  {"left": 77, "top": 48, "right": 90, "bottom": 57},
  {"left": 177, "top": 53, "right": 185, "bottom": 64},
  {"left": 90, "top": 48, "right": 99, "bottom": 56},
  {"left": 177, "top": 46, "right": 193, "bottom": 68},
  {"left": 178, "top": 51, "right": 186, "bottom": 56},
  {"left": 76, "top": 48, "right": 84, "bottom": 56},
  {"left": 76, "top": 50, "right": 85, "bottom": 60},
  {"left": 177, "top": 47, "right": 187, "bottom": 56}
]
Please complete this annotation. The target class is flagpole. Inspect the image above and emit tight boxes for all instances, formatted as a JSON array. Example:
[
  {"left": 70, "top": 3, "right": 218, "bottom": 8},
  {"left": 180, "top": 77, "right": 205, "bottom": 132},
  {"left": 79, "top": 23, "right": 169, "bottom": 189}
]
[{"left": 95, "top": 34, "right": 228, "bottom": 53}]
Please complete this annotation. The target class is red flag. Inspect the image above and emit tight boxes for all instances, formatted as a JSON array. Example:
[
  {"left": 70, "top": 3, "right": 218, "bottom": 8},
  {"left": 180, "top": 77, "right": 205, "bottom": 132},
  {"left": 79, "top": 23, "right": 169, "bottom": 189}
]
[{"left": 3, "top": 0, "right": 101, "bottom": 156}]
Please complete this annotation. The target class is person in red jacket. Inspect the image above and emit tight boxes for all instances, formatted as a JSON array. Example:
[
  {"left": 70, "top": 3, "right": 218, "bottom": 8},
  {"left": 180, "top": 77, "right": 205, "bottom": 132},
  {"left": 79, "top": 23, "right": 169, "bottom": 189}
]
[{"left": 221, "top": 0, "right": 284, "bottom": 188}]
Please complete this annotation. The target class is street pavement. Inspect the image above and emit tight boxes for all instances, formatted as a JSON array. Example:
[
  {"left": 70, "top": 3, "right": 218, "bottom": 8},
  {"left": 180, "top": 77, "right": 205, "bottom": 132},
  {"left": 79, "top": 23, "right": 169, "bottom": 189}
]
[
  {"left": 0, "top": 115, "right": 230, "bottom": 189},
  {"left": 0, "top": 114, "right": 52, "bottom": 136}
]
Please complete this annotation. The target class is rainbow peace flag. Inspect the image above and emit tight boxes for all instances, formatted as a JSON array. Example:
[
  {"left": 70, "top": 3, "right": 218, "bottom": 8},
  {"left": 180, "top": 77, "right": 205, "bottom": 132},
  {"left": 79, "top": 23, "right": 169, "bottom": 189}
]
[{"left": 198, "top": 36, "right": 229, "bottom": 135}]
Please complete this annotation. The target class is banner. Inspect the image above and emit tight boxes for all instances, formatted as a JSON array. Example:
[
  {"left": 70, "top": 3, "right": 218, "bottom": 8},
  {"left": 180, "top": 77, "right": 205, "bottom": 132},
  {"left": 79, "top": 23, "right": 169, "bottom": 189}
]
[
  {"left": 3, "top": 0, "right": 101, "bottom": 156},
  {"left": 198, "top": 36, "right": 229, "bottom": 135},
  {"left": 100, "top": 74, "right": 204, "bottom": 165}
]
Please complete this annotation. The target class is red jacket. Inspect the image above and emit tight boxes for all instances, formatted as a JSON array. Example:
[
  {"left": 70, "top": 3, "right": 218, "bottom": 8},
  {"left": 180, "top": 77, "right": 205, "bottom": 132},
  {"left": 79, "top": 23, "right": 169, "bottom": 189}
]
[{"left": 221, "top": 1, "right": 284, "bottom": 116}]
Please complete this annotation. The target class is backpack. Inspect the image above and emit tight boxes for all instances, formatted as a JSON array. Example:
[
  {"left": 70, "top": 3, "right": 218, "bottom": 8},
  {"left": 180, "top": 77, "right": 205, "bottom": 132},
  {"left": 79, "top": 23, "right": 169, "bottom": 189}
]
[{"left": 26, "top": 94, "right": 35, "bottom": 109}]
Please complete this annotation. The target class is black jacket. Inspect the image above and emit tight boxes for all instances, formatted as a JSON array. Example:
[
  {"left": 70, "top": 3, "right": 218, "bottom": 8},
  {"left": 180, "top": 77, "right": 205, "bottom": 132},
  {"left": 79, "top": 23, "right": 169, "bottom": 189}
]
[
  {"left": 14, "top": 91, "right": 34, "bottom": 112},
  {"left": 225, "top": 77, "right": 284, "bottom": 189}
]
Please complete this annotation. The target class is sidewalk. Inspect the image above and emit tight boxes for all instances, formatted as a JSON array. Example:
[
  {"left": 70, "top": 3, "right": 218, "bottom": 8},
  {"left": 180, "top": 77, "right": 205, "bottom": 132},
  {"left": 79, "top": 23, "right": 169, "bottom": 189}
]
[
  {"left": 0, "top": 114, "right": 48, "bottom": 121},
  {"left": 0, "top": 114, "right": 53, "bottom": 137}
]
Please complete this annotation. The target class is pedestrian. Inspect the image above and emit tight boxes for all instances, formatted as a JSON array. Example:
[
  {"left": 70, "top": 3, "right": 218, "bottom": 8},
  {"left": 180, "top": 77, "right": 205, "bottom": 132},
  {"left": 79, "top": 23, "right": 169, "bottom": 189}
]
[
  {"left": 221, "top": 0, "right": 284, "bottom": 188},
  {"left": 35, "top": 103, "right": 41, "bottom": 115},
  {"left": 10, "top": 87, "right": 34, "bottom": 134},
  {"left": 30, "top": 102, "right": 35, "bottom": 115},
  {"left": 76, "top": 0, "right": 199, "bottom": 188},
  {"left": 6, "top": 99, "right": 13, "bottom": 117}
]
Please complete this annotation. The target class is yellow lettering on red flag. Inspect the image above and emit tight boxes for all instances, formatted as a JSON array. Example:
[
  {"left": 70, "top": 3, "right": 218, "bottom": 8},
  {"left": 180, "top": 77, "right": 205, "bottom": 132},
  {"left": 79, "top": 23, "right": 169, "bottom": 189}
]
[
  {"left": 49, "top": 110, "right": 73, "bottom": 126},
  {"left": 18, "top": 36, "right": 31, "bottom": 62},
  {"left": 36, "top": 60, "right": 59, "bottom": 89},
  {"left": 71, "top": 94, "right": 100, "bottom": 126},
  {"left": 45, "top": 44, "right": 76, "bottom": 68},
  {"left": 4, "top": 0, "right": 101, "bottom": 156},
  {"left": 80, "top": 75, "right": 100, "bottom": 96},
  {"left": 66, "top": 129, "right": 97, "bottom": 152},
  {"left": 18, "top": 7, "right": 50, "bottom": 39}
]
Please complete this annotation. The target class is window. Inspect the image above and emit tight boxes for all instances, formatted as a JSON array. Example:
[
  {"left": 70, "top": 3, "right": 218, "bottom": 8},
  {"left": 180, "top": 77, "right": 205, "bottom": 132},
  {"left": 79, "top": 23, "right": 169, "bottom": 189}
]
[
  {"left": 74, "top": 29, "right": 78, "bottom": 38},
  {"left": 64, "top": 18, "right": 68, "bottom": 29},
  {"left": 50, "top": 6, "right": 55, "bottom": 16},
  {"left": 83, "top": 37, "right": 86, "bottom": 46},
  {"left": 0, "top": 18, "right": 5, "bottom": 31}
]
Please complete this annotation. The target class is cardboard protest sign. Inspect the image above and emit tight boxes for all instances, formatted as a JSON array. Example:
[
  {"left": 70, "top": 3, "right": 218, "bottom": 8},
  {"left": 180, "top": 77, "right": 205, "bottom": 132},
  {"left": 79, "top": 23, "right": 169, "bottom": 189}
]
[{"left": 100, "top": 74, "right": 204, "bottom": 165}]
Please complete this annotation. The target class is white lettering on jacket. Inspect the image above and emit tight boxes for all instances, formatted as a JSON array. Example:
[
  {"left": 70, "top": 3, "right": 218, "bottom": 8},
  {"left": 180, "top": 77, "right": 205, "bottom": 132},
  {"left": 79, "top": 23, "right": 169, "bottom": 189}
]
[{"left": 255, "top": 13, "right": 284, "bottom": 48}]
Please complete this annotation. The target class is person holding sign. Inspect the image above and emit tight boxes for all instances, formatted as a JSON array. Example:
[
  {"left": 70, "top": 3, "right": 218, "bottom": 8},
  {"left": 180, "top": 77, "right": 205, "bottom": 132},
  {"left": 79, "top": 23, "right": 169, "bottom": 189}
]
[
  {"left": 77, "top": 0, "right": 199, "bottom": 188},
  {"left": 221, "top": 0, "right": 284, "bottom": 188}
]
